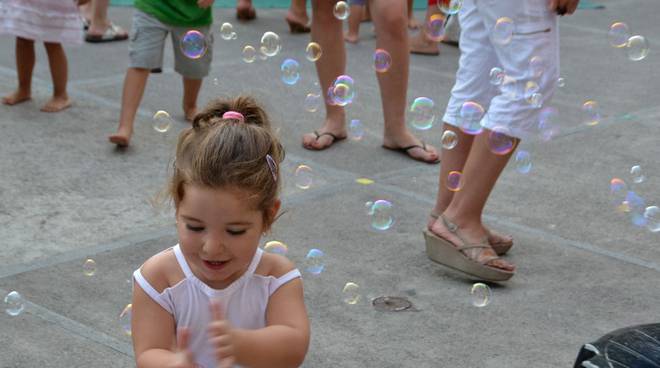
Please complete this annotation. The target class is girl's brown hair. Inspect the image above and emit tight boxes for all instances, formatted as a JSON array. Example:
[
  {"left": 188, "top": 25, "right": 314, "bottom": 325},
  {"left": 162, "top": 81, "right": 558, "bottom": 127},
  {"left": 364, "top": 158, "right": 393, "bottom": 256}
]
[{"left": 169, "top": 96, "right": 284, "bottom": 229}]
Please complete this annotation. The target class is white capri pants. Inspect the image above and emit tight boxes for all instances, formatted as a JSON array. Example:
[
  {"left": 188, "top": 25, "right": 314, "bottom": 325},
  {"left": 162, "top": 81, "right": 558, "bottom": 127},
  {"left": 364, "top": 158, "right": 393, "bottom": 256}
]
[{"left": 442, "top": 0, "right": 560, "bottom": 139}]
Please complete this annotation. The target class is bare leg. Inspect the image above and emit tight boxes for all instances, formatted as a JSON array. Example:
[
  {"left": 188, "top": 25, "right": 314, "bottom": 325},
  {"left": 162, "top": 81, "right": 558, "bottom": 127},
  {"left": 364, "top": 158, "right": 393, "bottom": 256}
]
[
  {"left": 236, "top": 0, "right": 256, "bottom": 20},
  {"left": 41, "top": 42, "right": 71, "bottom": 112},
  {"left": 109, "top": 68, "right": 150, "bottom": 146},
  {"left": 182, "top": 77, "right": 202, "bottom": 122},
  {"left": 407, "top": 0, "right": 420, "bottom": 29},
  {"left": 362, "top": 1, "right": 371, "bottom": 21},
  {"left": 286, "top": 0, "right": 310, "bottom": 33},
  {"left": 345, "top": 5, "right": 363, "bottom": 43},
  {"left": 79, "top": 1, "right": 93, "bottom": 23},
  {"left": 302, "top": 0, "right": 347, "bottom": 150},
  {"left": 410, "top": 3, "right": 442, "bottom": 55},
  {"left": 3, "top": 37, "right": 34, "bottom": 105},
  {"left": 370, "top": 0, "right": 439, "bottom": 163}
]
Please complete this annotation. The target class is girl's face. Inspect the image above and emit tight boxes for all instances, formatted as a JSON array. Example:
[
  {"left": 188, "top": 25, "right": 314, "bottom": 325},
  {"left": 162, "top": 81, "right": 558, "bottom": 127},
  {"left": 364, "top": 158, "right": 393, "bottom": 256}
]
[{"left": 176, "top": 184, "right": 279, "bottom": 289}]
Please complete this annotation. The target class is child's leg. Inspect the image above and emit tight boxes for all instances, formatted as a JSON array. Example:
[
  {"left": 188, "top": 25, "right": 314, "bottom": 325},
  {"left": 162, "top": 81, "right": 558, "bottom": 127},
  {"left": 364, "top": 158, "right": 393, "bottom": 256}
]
[
  {"left": 407, "top": 0, "right": 420, "bottom": 29},
  {"left": 182, "top": 78, "right": 202, "bottom": 122},
  {"left": 3, "top": 37, "right": 35, "bottom": 105},
  {"left": 41, "top": 42, "right": 71, "bottom": 112},
  {"left": 345, "top": 1, "right": 365, "bottom": 43},
  {"left": 108, "top": 68, "right": 150, "bottom": 146}
]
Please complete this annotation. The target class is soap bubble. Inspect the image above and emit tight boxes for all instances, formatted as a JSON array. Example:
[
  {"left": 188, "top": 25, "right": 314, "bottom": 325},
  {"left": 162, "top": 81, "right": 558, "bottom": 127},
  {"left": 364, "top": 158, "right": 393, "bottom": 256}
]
[
  {"left": 458, "top": 101, "right": 485, "bottom": 135},
  {"left": 556, "top": 77, "right": 566, "bottom": 88},
  {"left": 331, "top": 75, "right": 356, "bottom": 106},
  {"left": 626, "top": 35, "right": 649, "bottom": 61},
  {"left": 608, "top": 22, "right": 630, "bottom": 48},
  {"left": 447, "top": 171, "right": 464, "bottom": 192},
  {"left": 304, "top": 93, "right": 322, "bottom": 112},
  {"left": 488, "top": 126, "right": 515, "bottom": 155},
  {"left": 180, "top": 30, "right": 206, "bottom": 59},
  {"left": 528, "top": 56, "right": 545, "bottom": 79},
  {"left": 514, "top": 150, "right": 532, "bottom": 174},
  {"left": 305, "top": 42, "right": 322, "bottom": 62},
  {"left": 220, "top": 22, "right": 235, "bottom": 40},
  {"left": 368, "top": 200, "right": 394, "bottom": 230},
  {"left": 538, "top": 107, "right": 559, "bottom": 141},
  {"left": 409, "top": 97, "right": 435, "bottom": 130},
  {"left": 260, "top": 31, "right": 281, "bottom": 57},
  {"left": 492, "top": 17, "right": 514, "bottom": 45},
  {"left": 425, "top": 14, "right": 446, "bottom": 42},
  {"left": 524, "top": 80, "right": 540, "bottom": 104},
  {"left": 438, "top": 0, "right": 462, "bottom": 15},
  {"left": 489, "top": 67, "right": 505, "bottom": 85},
  {"left": 441, "top": 130, "right": 458, "bottom": 150},
  {"left": 630, "top": 165, "right": 645, "bottom": 184},
  {"left": 294, "top": 164, "right": 313, "bottom": 189},
  {"left": 305, "top": 249, "right": 325, "bottom": 275},
  {"left": 349, "top": 119, "right": 364, "bottom": 141},
  {"left": 373, "top": 49, "right": 392, "bottom": 73},
  {"left": 83, "top": 258, "right": 97, "bottom": 276},
  {"left": 644, "top": 206, "right": 660, "bottom": 232},
  {"left": 581, "top": 100, "right": 601, "bottom": 126},
  {"left": 242, "top": 45, "right": 256, "bottom": 63},
  {"left": 342, "top": 282, "right": 361, "bottom": 305},
  {"left": 4, "top": 291, "right": 25, "bottom": 316},
  {"left": 264, "top": 240, "right": 289, "bottom": 255},
  {"left": 280, "top": 58, "right": 300, "bottom": 85},
  {"left": 333, "top": 1, "right": 350, "bottom": 20},
  {"left": 119, "top": 304, "right": 132, "bottom": 336},
  {"left": 610, "top": 177, "right": 627, "bottom": 206},
  {"left": 470, "top": 283, "right": 491, "bottom": 307},
  {"left": 152, "top": 110, "right": 173, "bottom": 133}
]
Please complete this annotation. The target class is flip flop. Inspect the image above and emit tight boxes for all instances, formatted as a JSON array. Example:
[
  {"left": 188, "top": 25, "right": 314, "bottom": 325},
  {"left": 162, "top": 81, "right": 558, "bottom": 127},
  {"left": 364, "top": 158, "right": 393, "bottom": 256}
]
[
  {"left": 236, "top": 5, "right": 257, "bottom": 21},
  {"left": 429, "top": 212, "right": 513, "bottom": 255},
  {"left": 382, "top": 141, "right": 440, "bottom": 164},
  {"left": 303, "top": 130, "right": 346, "bottom": 151},
  {"left": 85, "top": 22, "right": 128, "bottom": 43}
]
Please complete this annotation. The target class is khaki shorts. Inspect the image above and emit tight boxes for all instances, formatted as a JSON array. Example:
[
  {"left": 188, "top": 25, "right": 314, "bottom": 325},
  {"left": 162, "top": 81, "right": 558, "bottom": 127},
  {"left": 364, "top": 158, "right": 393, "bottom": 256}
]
[{"left": 128, "top": 10, "right": 213, "bottom": 79}]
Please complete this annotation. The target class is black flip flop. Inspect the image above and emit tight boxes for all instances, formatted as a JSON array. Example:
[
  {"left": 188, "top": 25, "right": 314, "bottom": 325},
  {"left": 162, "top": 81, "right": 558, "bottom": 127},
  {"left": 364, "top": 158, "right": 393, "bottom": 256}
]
[
  {"left": 304, "top": 130, "right": 346, "bottom": 151},
  {"left": 382, "top": 141, "right": 440, "bottom": 164}
]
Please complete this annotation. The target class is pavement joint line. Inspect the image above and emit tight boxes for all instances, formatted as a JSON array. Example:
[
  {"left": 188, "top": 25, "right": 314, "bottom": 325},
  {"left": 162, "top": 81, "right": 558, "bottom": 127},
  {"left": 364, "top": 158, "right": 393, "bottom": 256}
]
[{"left": 0, "top": 287, "right": 134, "bottom": 358}]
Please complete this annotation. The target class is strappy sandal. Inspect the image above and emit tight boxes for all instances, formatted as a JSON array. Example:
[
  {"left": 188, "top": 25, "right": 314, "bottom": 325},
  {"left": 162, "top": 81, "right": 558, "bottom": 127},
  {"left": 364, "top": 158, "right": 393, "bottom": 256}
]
[
  {"left": 286, "top": 17, "right": 311, "bottom": 34},
  {"left": 429, "top": 212, "right": 513, "bottom": 255},
  {"left": 382, "top": 141, "right": 440, "bottom": 164},
  {"left": 423, "top": 214, "right": 515, "bottom": 282},
  {"left": 303, "top": 130, "right": 346, "bottom": 151}
]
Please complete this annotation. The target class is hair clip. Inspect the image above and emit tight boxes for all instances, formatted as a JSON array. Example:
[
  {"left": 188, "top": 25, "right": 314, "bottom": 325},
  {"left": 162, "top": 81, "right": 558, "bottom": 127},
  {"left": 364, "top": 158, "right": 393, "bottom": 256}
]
[
  {"left": 265, "top": 154, "right": 277, "bottom": 182},
  {"left": 222, "top": 111, "right": 244, "bottom": 122}
]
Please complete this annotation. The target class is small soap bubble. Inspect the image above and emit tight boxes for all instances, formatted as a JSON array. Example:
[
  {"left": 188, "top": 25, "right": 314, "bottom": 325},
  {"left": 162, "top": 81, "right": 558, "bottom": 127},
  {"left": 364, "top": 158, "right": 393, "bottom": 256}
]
[
  {"left": 459, "top": 101, "right": 485, "bottom": 135},
  {"left": 152, "top": 110, "right": 173, "bottom": 133},
  {"left": 514, "top": 150, "right": 532, "bottom": 174},
  {"left": 280, "top": 58, "right": 300, "bottom": 85},
  {"left": 538, "top": 107, "right": 559, "bottom": 141},
  {"left": 644, "top": 206, "right": 660, "bottom": 232},
  {"left": 4, "top": 291, "right": 24, "bottom": 316},
  {"left": 364, "top": 201, "right": 374, "bottom": 215},
  {"left": 492, "top": 17, "right": 514, "bottom": 46},
  {"left": 242, "top": 45, "right": 257, "bottom": 63},
  {"left": 119, "top": 304, "right": 132, "bottom": 336},
  {"left": 524, "top": 80, "right": 540, "bottom": 103},
  {"left": 528, "top": 93, "right": 543, "bottom": 108},
  {"left": 630, "top": 165, "right": 645, "bottom": 184},
  {"left": 581, "top": 100, "right": 601, "bottom": 126},
  {"left": 305, "top": 42, "right": 322, "bottom": 62},
  {"left": 294, "top": 164, "right": 313, "bottom": 189},
  {"left": 488, "top": 126, "right": 515, "bottom": 155},
  {"left": 409, "top": 97, "right": 435, "bottom": 130},
  {"left": 220, "top": 22, "right": 234, "bottom": 40},
  {"left": 425, "top": 14, "right": 446, "bottom": 42},
  {"left": 212, "top": 77, "right": 220, "bottom": 86},
  {"left": 626, "top": 35, "right": 649, "bottom": 61},
  {"left": 304, "top": 93, "right": 322, "bottom": 112},
  {"left": 529, "top": 56, "right": 545, "bottom": 79},
  {"left": 333, "top": 1, "right": 350, "bottom": 20},
  {"left": 373, "top": 49, "right": 392, "bottom": 73},
  {"left": 264, "top": 240, "right": 288, "bottom": 255},
  {"left": 438, "top": 0, "right": 462, "bottom": 15},
  {"left": 305, "top": 249, "right": 325, "bottom": 275},
  {"left": 368, "top": 200, "right": 394, "bottom": 230},
  {"left": 331, "top": 75, "right": 356, "bottom": 106},
  {"left": 181, "top": 30, "right": 206, "bottom": 59},
  {"left": 349, "top": 119, "right": 364, "bottom": 141},
  {"left": 470, "top": 283, "right": 491, "bottom": 307},
  {"left": 83, "top": 258, "right": 97, "bottom": 276},
  {"left": 489, "top": 67, "right": 505, "bottom": 86},
  {"left": 608, "top": 22, "right": 630, "bottom": 48},
  {"left": 556, "top": 77, "right": 566, "bottom": 88},
  {"left": 342, "top": 282, "right": 361, "bottom": 305},
  {"left": 447, "top": 171, "right": 464, "bottom": 192},
  {"left": 441, "top": 130, "right": 458, "bottom": 150},
  {"left": 260, "top": 31, "right": 281, "bottom": 57}
]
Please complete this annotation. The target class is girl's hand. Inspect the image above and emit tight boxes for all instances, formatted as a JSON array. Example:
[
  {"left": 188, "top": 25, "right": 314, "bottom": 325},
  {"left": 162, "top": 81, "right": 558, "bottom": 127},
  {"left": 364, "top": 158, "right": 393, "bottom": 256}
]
[
  {"left": 208, "top": 300, "right": 236, "bottom": 368},
  {"left": 197, "top": 0, "right": 214, "bottom": 9},
  {"left": 171, "top": 327, "right": 199, "bottom": 368}
]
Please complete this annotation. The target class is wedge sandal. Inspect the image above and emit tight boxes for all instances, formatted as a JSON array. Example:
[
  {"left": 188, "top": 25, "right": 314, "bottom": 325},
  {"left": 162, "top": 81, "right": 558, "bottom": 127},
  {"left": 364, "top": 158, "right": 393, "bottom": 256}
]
[{"left": 429, "top": 212, "right": 513, "bottom": 256}]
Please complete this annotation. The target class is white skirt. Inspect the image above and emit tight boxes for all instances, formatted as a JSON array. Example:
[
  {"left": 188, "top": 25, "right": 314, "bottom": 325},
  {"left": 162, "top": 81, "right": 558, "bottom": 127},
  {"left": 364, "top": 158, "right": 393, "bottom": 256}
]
[{"left": 0, "top": 0, "right": 83, "bottom": 45}]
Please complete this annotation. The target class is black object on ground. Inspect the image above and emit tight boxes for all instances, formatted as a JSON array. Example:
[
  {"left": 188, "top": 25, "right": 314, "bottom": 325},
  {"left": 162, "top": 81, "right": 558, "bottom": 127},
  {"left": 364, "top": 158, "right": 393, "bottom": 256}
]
[{"left": 574, "top": 323, "right": 660, "bottom": 368}]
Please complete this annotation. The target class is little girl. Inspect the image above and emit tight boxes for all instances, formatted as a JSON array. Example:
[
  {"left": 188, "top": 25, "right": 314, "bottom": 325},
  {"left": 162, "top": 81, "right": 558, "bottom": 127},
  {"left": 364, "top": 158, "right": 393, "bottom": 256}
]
[
  {"left": 0, "top": 0, "right": 86, "bottom": 112},
  {"left": 131, "top": 96, "right": 310, "bottom": 368}
]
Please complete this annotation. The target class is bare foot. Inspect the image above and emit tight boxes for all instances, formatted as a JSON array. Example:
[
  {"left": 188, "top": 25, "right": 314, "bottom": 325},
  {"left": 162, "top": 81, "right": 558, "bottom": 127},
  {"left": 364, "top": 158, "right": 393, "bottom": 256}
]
[
  {"left": 382, "top": 131, "right": 440, "bottom": 163},
  {"left": 108, "top": 126, "right": 132, "bottom": 147},
  {"left": 2, "top": 90, "right": 31, "bottom": 105},
  {"left": 40, "top": 96, "right": 71, "bottom": 112},
  {"left": 302, "top": 117, "right": 347, "bottom": 150},
  {"left": 344, "top": 32, "right": 359, "bottom": 44},
  {"left": 184, "top": 107, "right": 197, "bottom": 122},
  {"left": 408, "top": 16, "right": 420, "bottom": 30},
  {"left": 410, "top": 33, "right": 440, "bottom": 55}
]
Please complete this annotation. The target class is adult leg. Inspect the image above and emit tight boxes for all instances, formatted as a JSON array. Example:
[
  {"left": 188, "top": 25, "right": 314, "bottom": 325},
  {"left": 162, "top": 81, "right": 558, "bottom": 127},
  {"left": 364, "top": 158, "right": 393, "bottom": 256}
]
[
  {"left": 182, "top": 78, "right": 202, "bottom": 122},
  {"left": 345, "top": 1, "right": 364, "bottom": 43},
  {"left": 2, "top": 37, "right": 34, "bottom": 105},
  {"left": 407, "top": 0, "right": 420, "bottom": 29},
  {"left": 236, "top": 0, "right": 256, "bottom": 21},
  {"left": 410, "top": 0, "right": 442, "bottom": 55},
  {"left": 86, "top": 0, "right": 128, "bottom": 41},
  {"left": 109, "top": 68, "right": 150, "bottom": 146},
  {"left": 41, "top": 42, "right": 71, "bottom": 112},
  {"left": 302, "top": 0, "right": 348, "bottom": 150},
  {"left": 370, "top": 0, "right": 439, "bottom": 163},
  {"left": 286, "top": 0, "right": 310, "bottom": 33}
]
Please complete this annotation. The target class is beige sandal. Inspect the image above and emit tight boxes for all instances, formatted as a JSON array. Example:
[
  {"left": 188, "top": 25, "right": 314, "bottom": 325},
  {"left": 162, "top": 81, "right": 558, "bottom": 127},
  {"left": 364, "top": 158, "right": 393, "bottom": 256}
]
[
  {"left": 429, "top": 212, "right": 513, "bottom": 256},
  {"left": 423, "top": 215, "right": 515, "bottom": 282}
]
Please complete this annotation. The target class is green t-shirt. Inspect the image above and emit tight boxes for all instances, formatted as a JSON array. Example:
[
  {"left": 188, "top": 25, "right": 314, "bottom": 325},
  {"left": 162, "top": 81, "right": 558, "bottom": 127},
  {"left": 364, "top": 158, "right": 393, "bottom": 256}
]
[{"left": 135, "top": 0, "right": 212, "bottom": 27}]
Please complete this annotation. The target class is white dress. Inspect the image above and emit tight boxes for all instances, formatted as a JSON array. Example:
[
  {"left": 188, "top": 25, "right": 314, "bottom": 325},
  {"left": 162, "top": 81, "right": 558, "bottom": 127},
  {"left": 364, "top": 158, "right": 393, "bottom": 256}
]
[{"left": 0, "top": 0, "right": 82, "bottom": 45}]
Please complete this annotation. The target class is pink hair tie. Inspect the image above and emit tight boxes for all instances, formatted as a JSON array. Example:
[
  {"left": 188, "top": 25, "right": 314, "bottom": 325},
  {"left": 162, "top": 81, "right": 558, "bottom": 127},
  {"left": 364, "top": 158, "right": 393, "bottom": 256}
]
[{"left": 222, "top": 111, "right": 244, "bottom": 122}]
